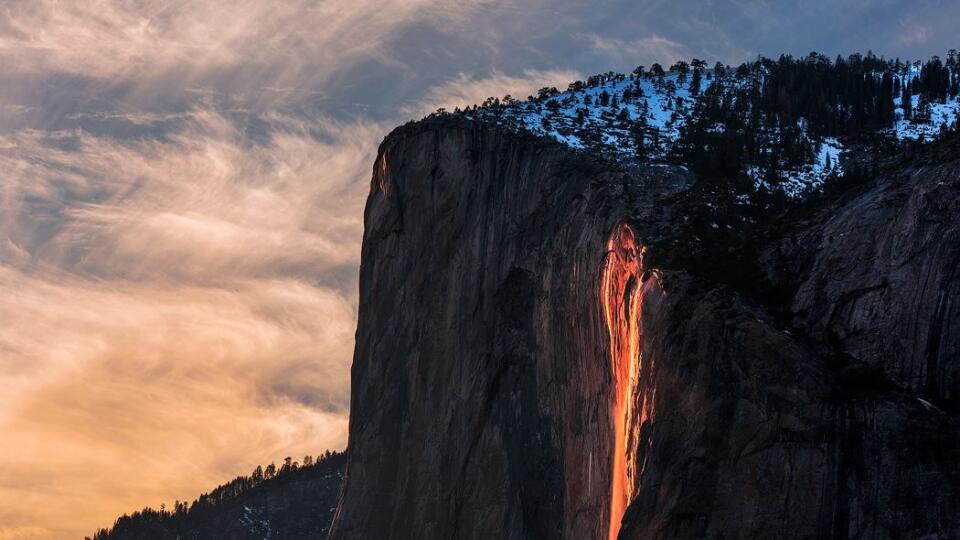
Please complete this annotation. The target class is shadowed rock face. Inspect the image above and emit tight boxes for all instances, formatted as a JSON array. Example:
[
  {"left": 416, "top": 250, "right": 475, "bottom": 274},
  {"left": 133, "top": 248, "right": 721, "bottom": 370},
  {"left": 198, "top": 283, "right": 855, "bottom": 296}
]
[
  {"left": 774, "top": 162, "right": 960, "bottom": 409},
  {"left": 331, "top": 117, "right": 960, "bottom": 540}
]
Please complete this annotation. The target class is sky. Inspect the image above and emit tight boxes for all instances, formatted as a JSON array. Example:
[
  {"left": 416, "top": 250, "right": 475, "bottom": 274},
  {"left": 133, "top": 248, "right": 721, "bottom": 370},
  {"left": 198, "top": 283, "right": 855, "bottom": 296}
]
[{"left": 0, "top": 1, "right": 957, "bottom": 538}]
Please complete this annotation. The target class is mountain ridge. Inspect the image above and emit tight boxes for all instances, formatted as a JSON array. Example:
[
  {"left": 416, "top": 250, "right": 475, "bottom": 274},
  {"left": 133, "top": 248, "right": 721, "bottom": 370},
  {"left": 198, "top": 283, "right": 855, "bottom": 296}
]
[
  {"left": 439, "top": 51, "right": 960, "bottom": 199},
  {"left": 90, "top": 452, "right": 345, "bottom": 540}
]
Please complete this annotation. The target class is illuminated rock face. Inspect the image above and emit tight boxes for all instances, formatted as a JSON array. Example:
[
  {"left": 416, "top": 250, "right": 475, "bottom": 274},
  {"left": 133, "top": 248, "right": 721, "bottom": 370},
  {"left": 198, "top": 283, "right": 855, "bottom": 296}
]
[
  {"left": 330, "top": 118, "right": 680, "bottom": 540},
  {"left": 332, "top": 117, "right": 960, "bottom": 540},
  {"left": 373, "top": 151, "right": 389, "bottom": 194},
  {"left": 601, "top": 225, "right": 640, "bottom": 540},
  {"left": 601, "top": 224, "right": 653, "bottom": 540}
]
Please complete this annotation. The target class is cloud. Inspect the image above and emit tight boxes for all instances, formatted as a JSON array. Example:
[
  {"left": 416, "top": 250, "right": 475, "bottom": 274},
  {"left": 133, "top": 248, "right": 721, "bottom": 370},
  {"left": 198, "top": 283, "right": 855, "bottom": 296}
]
[
  {"left": 0, "top": 111, "right": 381, "bottom": 285},
  {"left": 0, "top": 108, "right": 385, "bottom": 537},
  {"left": 579, "top": 33, "right": 691, "bottom": 67},
  {"left": 410, "top": 68, "right": 582, "bottom": 116},
  {"left": 896, "top": 22, "right": 931, "bottom": 46},
  {"left": 0, "top": 265, "right": 352, "bottom": 537},
  {"left": 0, "top": 527, "right": 50, "bottom": 540},
  {"left": 0, "top": 0, "right": 430, "bottom": 79},
  {"left": 0, "top": 0, "right": 488, "bottom": 125}
]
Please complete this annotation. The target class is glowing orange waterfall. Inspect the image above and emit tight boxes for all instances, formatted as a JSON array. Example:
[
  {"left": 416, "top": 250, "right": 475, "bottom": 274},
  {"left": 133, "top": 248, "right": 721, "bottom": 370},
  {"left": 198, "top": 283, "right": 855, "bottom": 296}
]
[
  {"left": 374, "top": 151, "right": 389, "bottom": 194},
  {"left": 601, "top": 224, "right": 643, "bottom": 540}
]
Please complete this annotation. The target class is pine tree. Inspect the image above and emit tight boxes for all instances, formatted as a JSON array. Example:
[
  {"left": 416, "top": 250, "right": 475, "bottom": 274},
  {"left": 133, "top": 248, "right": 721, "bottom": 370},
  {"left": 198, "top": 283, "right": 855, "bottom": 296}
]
[
  {"left": 713, "top": 61, "right": 727, "bottom": 78},
  {"left": 880, "top": 71, "right": 895, "bottom": 127},
  {"left": 915, "top": 94, "right": 932, "bottom": 124},
  {"left": 949, "top": 50, "right": 960, "bottom": 98},
  {"left": 902, "top": 79, "right": 913, "bottom": 120},
  {"left": 632, "top": 123, "right": 646, "bottom": 161},
  {"left": 672, "top": 61, "right": 690, "bottom": 85},
  {"left": 599, "top": 90, "right": 610, "bottom": 107},
  {"left": 690, "top": 59, "right": 707, "bottom": 97},
  {"left": 690, "top": 68, "right": 702, "bottom": 97}
]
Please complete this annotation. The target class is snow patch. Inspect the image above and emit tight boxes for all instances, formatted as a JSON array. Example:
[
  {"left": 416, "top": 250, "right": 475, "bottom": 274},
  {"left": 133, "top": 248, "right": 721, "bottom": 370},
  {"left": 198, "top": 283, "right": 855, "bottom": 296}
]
[{"left": 458, "top": 62, "right": 957, "bottom": 199}]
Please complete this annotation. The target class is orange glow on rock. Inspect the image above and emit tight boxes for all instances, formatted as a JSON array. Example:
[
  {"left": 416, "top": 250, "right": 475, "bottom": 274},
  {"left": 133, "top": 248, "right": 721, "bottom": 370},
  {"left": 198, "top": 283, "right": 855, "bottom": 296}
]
[
  {"left": 374, "top": 151, "right": 389, "bottom": 194},
  {"left": 601, "top": 224, "right": 644, "bottom": 540}
]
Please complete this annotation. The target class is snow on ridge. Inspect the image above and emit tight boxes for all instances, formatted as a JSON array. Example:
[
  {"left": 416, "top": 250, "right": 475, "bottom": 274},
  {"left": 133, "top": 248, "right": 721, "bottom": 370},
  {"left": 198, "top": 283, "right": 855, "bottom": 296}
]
[
  {"left": 892, "top": 94, "right": 960, "bottom": 141},
  {"left": 773, "top": 137, "right": 844, "bottom": 198},
  {"left": 465, "top": 69, "right": 844, "bottom": 197},
  {"left": 473, "top": 71, "right": 695, "bottom": 160},
  {"left": 458, "top": 64, "right": 959, "bottom": 198}
]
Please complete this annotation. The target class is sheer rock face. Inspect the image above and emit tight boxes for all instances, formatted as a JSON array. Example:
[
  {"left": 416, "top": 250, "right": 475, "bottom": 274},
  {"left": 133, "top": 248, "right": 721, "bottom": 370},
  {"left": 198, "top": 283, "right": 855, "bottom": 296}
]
[
  {"left": 331, "top": 118, "right": 682, "bottom": 540},
  {"left": 773, "top": 161, "right": 960, "bottom": 407},
  {"left": 621, "top": 157, "right": 960, "bottom": 539},
  {"left": 331, "top": 118, "right": 960, "bottom": 540}
]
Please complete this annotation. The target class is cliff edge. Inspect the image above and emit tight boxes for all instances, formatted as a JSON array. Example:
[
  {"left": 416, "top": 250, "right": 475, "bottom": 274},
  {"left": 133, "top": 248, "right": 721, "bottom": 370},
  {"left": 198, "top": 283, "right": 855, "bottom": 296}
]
[{"left": 331, "top": 117, "right": 960, "bottom": 539}]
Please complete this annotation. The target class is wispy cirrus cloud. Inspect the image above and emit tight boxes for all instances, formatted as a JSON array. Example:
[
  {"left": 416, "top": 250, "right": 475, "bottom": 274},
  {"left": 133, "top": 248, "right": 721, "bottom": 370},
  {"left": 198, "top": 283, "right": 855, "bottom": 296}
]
[
  {"left": 409, "top": 68, "right": 583, "bottom": 116},
  {"left": 578, "top": 33, "right": 691, "bottom": 67},
  {"left": 0, "top": 112, "right": 377, "bottom": 284},
  {"left": 1, "top": 0, "right": 434, "bottom": 81},
  {"left": 0, "top": 110, "right": 376, "bottom": 537}
]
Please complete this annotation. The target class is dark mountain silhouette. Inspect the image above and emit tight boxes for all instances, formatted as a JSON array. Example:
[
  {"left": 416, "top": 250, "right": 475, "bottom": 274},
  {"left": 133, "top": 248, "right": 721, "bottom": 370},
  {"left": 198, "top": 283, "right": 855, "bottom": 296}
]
[{"left": 91, "top": 452, "right": 344, "bottom": 540}]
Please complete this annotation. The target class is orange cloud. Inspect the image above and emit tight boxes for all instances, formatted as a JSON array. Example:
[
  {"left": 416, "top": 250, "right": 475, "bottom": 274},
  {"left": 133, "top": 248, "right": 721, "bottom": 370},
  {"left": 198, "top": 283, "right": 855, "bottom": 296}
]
[{"left": 0, "top": 111, "right": 377, "bottom": 537}]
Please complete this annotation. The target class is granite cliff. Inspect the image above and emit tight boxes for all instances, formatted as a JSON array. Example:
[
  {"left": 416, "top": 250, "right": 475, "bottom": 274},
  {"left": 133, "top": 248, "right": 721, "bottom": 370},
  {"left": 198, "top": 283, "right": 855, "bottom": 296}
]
[{"left": 330, "top": 117, "right": 960, "bottom": 540}]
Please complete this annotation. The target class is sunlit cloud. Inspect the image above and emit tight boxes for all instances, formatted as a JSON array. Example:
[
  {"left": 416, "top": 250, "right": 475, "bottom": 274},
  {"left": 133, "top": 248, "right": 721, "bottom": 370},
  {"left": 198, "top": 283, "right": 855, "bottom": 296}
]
[
  {"left": 579, "top": 33, "right": 690, "bottom": 67},
  {"left": 0, "top": 111, "right": 379, "bottom": 285},
  {"left": 0, "top": 112, "right": 373, "bottom": 537},
  {"left": 411, "top": 68, "right": 583, "bottom": 116},
  {"left": 0, "top": 0, "right": 435, "bottom": 80}
]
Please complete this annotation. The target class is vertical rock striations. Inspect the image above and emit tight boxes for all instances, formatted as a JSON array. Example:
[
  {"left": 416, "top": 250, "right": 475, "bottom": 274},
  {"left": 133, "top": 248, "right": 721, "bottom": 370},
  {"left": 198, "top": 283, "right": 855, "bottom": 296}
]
[
  {"left": 601, "top": 224, "right": 643, "bottom": 540},
  {"left": 331, "top": 117, "right": 677, "bottom": 540},
  {"left": 332, "top": 117, "right": 960, "bottom": 539}
]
